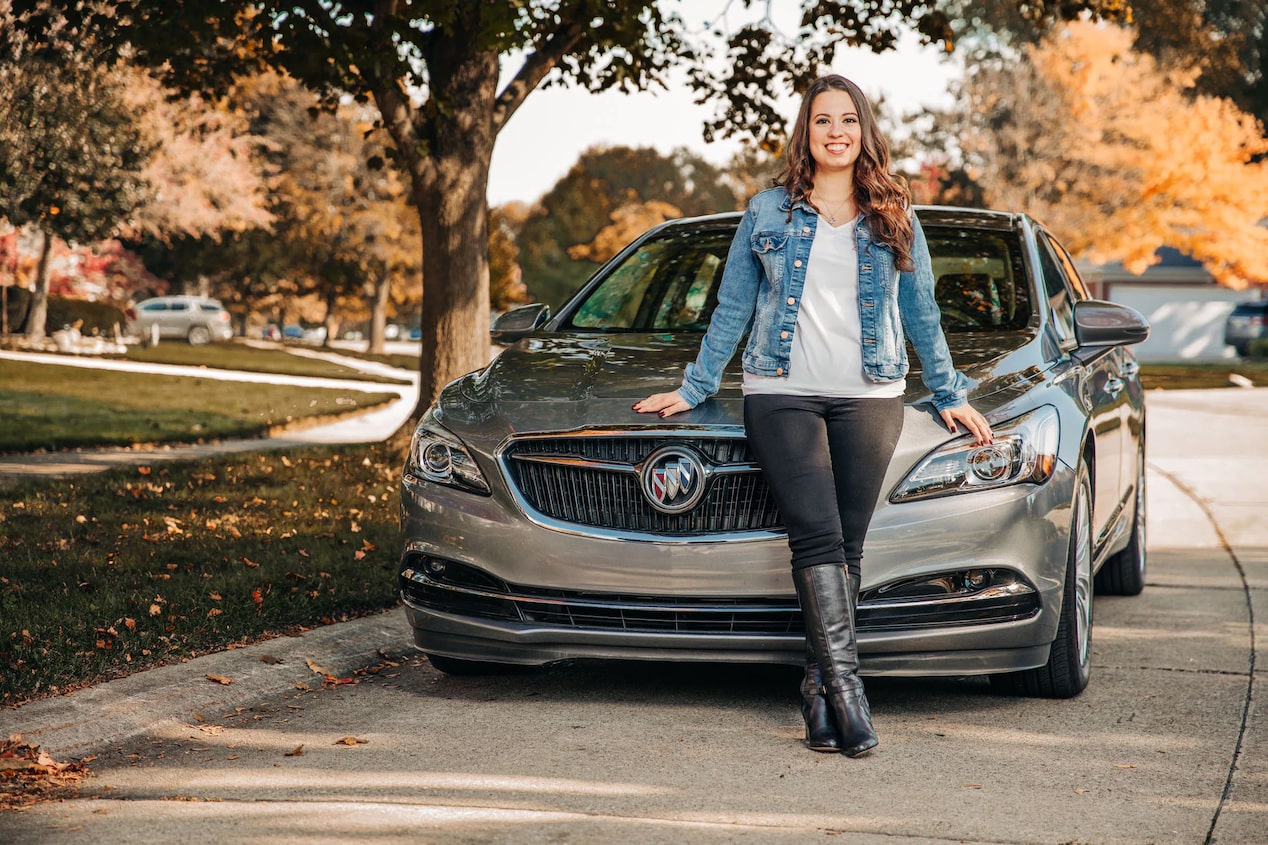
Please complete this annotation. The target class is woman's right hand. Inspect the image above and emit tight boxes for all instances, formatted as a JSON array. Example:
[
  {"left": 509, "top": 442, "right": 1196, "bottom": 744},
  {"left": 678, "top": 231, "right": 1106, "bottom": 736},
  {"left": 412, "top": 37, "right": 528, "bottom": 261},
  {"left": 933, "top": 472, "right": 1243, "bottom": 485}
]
[{"left": 633, "top": 391, "right": 692, "bottom": 418}]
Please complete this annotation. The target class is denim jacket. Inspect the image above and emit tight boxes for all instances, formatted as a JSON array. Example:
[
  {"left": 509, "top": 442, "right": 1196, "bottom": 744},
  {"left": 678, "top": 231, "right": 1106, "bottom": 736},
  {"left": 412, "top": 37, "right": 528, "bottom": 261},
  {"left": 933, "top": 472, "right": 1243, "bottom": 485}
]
[{"left": 678, "top": 187, "right": 970, "bottom": 412}]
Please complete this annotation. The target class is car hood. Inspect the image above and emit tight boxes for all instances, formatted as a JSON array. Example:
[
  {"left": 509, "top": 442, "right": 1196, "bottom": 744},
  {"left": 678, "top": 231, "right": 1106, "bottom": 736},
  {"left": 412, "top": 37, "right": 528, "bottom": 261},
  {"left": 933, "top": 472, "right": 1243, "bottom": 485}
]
[{"left": 438, "top": 330, "right": 1046, "bottom": 440}]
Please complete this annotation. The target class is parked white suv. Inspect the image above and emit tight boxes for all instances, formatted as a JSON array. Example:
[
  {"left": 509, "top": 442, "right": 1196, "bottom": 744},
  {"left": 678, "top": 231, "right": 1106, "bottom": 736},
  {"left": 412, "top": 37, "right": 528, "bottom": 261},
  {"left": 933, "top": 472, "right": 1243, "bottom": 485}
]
[{"left": 127, "top": 296, "right": 234, "bottom": 345}]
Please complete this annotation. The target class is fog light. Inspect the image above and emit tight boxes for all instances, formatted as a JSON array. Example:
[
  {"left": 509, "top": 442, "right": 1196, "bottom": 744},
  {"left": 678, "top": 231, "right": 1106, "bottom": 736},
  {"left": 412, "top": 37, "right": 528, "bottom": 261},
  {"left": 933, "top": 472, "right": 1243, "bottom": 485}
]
[
  {"left": 425, "top": 558, "right": 447, "bottom": 577},
  {"left": 964, "top": 570, "right": 990, "bottom": 590}
]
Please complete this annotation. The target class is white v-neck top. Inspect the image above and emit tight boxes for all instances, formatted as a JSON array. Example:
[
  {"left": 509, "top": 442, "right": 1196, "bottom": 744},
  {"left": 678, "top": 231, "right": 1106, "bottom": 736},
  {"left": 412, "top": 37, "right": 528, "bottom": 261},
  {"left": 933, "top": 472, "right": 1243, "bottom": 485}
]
[{"left": 743, "top": 215, "right": 905, "bottom": 398}]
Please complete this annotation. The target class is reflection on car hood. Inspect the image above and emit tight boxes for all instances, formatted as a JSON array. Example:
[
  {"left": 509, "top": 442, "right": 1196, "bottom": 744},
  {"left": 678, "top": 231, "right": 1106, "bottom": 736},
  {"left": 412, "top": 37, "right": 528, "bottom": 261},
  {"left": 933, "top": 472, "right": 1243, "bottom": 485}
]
[{"left": 439, "top": 330, "right": 1046, "bottom": 437}]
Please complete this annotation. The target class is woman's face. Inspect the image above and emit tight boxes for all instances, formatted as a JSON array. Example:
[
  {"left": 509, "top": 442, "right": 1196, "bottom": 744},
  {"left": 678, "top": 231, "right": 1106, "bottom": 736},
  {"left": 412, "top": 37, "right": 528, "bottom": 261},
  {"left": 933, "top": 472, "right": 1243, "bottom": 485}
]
[{"left": 807, "top": 88, "right": 863, "bottom": 176}]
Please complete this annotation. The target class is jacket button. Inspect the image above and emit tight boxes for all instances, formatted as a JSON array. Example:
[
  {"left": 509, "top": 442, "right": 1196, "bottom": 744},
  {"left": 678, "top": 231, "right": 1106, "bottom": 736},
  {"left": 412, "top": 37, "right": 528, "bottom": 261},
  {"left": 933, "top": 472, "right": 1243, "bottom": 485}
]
[
  {"left": 776, "top": 368, "right": 784, "bottom": 375},
  {"left": 794, "top": 259, "right": 803, "bottom": 268},
  {"left": 780, "top": 331, "right": 789, "bottom": 339},
  {"left": 787, "top": 297, "right": 795, "bottom": 305},
  {"left": 802, "top": 226, "right": 810, "bottom": 234}
]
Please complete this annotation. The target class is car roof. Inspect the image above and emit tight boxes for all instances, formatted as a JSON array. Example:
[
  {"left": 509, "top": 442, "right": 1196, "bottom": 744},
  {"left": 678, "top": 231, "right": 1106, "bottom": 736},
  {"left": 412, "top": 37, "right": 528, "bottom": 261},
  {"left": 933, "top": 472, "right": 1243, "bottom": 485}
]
[{"left": 660, "top": 205, "right": 1027, "bottom": 234}]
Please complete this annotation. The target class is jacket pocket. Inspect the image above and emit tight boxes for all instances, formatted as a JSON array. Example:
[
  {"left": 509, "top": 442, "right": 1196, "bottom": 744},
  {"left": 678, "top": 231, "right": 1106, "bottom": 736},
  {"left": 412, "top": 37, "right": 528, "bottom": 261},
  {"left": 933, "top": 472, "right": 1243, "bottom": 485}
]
[{"left": 750, "top": 232, "right": 789, "bottom": 286}]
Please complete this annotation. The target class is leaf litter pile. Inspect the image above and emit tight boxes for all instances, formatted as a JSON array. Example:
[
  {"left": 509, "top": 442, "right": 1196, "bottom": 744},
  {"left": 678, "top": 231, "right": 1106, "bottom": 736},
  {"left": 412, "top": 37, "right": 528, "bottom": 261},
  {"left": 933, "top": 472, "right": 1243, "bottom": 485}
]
[
  {"left": 0, "top": 734, "right": 88, "bottom": 811},
  {"left": 0, "top": 441, "right": 406, "bottom": 705}
]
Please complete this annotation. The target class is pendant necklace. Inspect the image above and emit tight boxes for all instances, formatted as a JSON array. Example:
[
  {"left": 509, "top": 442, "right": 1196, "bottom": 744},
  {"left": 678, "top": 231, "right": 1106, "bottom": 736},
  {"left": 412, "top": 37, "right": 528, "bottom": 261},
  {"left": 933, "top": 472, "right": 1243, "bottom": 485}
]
[{"left": 815, "top": 194, "right": 855, "bottom": 226}]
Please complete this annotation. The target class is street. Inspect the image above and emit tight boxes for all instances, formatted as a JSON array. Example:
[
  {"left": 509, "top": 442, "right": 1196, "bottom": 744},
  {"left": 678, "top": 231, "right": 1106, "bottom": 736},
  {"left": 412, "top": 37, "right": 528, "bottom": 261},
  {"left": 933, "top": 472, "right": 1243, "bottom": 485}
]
[{"left": 1, "top": 387, "right": 1265, "bottom": 844}]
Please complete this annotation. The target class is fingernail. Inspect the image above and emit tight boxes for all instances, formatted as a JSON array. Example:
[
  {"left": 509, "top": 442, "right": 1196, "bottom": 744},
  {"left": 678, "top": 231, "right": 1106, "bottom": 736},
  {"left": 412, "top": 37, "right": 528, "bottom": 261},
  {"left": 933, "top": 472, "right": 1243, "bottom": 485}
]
[{"left": 658, "top": 411, "right": 666, "bottom": 418}]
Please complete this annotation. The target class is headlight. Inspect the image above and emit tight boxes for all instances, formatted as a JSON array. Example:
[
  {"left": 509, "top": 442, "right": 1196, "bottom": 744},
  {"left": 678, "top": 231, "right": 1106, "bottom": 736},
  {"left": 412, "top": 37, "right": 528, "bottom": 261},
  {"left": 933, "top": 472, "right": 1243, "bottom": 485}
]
[
  {"left": 406, "top": 409, "right": 490, "bottom": 494},
  {"left": 889, "top": 405, "right": 1058, "bottom": 502}
]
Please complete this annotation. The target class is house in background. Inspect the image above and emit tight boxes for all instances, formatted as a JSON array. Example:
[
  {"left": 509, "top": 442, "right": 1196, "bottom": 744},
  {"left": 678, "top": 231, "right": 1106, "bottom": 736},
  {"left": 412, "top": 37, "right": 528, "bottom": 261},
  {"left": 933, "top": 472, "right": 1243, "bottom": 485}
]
[{"left": 1077, "top": 248, "right": 1263, "bottom": 361}]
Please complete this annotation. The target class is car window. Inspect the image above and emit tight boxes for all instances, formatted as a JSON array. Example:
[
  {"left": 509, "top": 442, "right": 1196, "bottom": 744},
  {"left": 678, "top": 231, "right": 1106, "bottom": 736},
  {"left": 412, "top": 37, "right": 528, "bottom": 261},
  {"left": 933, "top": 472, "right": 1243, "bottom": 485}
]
[
  {"left": 566, "top": 229, "right": 733, "bottom": 331},
  {"left": 561, "top": 220, "right": 1034, "bottom": 335},
  {"left": 199, "top": 302, "right": 224, "bottom": 313},
  {"left": 169, "top": 301, "right": 190, "bottom": 313},
  {"left": 141, "top": 301, "right": 167, "bottom": 312},
  {"left": 924, "top": 227, "right": 1032, "bottom": 333},
  {"left": 1036, "top": 236, "right": 1077, "bottom": 348},
  {"left": 1046, "top": 235, "right": 1090, "bottom": 300}
]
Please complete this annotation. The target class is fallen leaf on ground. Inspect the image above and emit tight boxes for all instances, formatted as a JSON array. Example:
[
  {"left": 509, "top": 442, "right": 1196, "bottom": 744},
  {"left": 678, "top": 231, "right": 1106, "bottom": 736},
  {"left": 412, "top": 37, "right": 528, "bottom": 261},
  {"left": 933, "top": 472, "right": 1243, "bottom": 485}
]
[
  {"left": 207, "top": 608, "right": 223, "bottom": 618},
  {"left": 149, "top": 603, "right": 162, "bottom": 616},
  {"left": 205, "top": 674, "right": 233, "bottom": 685},
  {"left": 1114, "top": 764, "right": 1138, "bottom": 769},
  {"left": 241, "top": 556, "right": 260, "bottom": 568},
  {"left": 258, "top": 655, "right": 283, "bottom": 665},
  {"left": 333, "top": 737, "right": 368, "bottom": 746},
  {"left": 963, "top": 783, "right": 982, "bottom": 789},
  {"left": 284, "top": 745, "right": 304, "bottom": 757},
  {"left": 305, "top": 658, "right": 331, "bottom": 675}
]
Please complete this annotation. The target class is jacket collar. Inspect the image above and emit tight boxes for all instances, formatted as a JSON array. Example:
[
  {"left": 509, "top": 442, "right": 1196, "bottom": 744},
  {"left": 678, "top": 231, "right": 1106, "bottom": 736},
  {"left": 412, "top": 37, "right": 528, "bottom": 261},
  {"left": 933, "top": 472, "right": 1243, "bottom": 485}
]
[{"left": 777, "top": 189, "right": 817, "bottom": 215}]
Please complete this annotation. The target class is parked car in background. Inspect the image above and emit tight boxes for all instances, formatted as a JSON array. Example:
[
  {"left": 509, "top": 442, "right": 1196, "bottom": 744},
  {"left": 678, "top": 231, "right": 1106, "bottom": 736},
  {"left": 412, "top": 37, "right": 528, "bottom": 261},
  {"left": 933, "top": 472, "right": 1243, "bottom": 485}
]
[
  {"left": 399, "top": 207, "right": 1150, "bottom": 699},
  {"left": 127, "top": 296, "right": 233, "bottom": 345},
  {"left": 1224, "top": 299, "right": 1268, "bottom": 356}
]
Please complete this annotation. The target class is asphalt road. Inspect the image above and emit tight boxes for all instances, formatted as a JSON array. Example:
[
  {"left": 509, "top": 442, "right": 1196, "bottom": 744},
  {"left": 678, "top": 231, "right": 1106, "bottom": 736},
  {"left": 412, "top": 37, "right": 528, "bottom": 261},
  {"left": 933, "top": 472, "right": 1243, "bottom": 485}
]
[{"left": 1, "top": 387, "right": 1265, "bottom": 844}]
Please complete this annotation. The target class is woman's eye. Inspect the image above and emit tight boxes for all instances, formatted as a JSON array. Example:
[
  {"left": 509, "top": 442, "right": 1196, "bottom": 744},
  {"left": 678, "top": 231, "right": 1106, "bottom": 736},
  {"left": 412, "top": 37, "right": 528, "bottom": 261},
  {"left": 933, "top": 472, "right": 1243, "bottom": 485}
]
[{"left": 845, "top": 116, "right": 858, "bottom": 124}]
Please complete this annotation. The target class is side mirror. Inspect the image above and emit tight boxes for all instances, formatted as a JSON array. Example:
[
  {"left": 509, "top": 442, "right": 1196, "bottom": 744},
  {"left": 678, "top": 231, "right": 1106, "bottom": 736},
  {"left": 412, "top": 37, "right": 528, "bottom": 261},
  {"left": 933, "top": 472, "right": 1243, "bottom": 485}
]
[
  {"left": 490, "top": 303, "right": 551, "bottom": 344},
  {"left": 1073, "top": 300, "right": 1150, "bottom": 348}
]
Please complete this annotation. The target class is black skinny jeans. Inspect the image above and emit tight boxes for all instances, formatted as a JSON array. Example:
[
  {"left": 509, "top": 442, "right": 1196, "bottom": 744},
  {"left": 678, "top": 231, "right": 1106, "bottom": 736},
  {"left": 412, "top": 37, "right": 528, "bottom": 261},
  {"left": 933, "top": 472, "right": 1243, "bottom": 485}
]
[{"left": 743, "top": 394, "right": 905, "bottom": 580}]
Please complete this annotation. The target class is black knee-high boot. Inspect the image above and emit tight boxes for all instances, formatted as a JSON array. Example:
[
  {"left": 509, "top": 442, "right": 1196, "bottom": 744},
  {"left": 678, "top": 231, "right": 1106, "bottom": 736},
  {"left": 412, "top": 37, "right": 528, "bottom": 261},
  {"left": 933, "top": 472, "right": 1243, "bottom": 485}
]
[
  {"left": 793, "top": 565, "right": 877, "bottom": 757},
  {"left": 799, "top": 571, "right": 861, "bottom": 752},
  {"left": 800, "top": 639, "right": 839, "bottom": 751}
]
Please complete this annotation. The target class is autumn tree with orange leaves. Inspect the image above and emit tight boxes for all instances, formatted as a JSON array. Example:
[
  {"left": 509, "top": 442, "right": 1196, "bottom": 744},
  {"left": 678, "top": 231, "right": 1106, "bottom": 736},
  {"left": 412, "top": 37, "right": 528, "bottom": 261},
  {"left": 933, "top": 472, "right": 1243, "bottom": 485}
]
[{"left": 955, "top": 22, "right": 1268, "bottom": 289}]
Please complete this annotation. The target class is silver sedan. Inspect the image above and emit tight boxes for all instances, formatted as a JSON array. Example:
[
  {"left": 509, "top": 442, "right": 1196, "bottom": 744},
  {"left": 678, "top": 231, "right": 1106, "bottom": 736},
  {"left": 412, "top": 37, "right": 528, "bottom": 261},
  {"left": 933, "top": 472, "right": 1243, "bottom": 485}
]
[{"left": 398, "top": 207, "right": 1149, "bottom": 698}]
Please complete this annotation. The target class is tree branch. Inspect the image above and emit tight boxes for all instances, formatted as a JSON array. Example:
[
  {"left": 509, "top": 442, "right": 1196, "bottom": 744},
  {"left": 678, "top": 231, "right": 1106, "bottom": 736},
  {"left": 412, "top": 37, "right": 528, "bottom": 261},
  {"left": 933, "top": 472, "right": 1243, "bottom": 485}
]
[{"left": 491, "top": 18, "right": 587, "bottom": 133}]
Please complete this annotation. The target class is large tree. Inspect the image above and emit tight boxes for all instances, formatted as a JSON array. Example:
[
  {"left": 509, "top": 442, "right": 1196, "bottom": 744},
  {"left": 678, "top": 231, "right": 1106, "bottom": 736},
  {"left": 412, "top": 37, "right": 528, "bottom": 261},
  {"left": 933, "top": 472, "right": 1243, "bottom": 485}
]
[
  {"left": 0, "top": 55, "right": 152, "bottom": 341},
  {"left": 518, "top": 145, "right": 740, "bottom": 308},
  {"left": 8, "top": 0, "right": 1124, "bottom": 409},
  {"left": 955, "top": 21, "right": 1268, "bottom": 288}
]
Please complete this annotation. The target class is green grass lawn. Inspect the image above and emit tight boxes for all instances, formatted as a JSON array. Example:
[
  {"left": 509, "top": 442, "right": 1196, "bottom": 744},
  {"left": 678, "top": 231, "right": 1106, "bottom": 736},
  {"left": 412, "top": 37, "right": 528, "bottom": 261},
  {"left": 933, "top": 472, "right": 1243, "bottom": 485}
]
[
  {"left": 0, "top": 360, "right": 399, "bottom": 453},
  {"left": 1140, "top": 359, "right": 1268, "bottom": 390},
  {"left": 120, "top": 340, "right": 412, "bottom": 384},
  {"left": 0, "top": 443, "right": 404, "bottom": 705}
]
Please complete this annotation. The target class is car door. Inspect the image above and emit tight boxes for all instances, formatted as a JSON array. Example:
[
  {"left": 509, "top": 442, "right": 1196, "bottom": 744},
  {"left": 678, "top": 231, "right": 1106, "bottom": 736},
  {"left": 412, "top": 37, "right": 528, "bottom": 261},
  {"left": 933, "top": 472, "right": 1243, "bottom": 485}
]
[
  {"left": 1048, "top": 235, "right": 1143, "bottom": 506},
  {"left": 1035, "top": 232, "right": 1123, "bottom": 545}
]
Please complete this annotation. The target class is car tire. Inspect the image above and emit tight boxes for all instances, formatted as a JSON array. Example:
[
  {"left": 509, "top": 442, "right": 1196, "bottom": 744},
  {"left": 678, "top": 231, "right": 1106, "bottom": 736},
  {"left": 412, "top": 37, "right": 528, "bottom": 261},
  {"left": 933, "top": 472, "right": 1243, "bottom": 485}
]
[
  {"left": 425, "top": 653, "right": 530, "bottom": 676},
  {"left": 187, "top": 325, "right": 212, "bottom": 346},
  {"left": 1095, "top": 448, "right": 1147, "bottom": 596},
  {"left": 992, "top": 463, "right": 1093, "bottom": 699}
]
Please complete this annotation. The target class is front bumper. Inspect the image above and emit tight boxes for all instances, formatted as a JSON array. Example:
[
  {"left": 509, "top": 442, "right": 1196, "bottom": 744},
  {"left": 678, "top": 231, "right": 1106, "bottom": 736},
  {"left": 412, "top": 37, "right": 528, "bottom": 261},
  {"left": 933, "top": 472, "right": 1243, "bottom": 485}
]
[{"left": 398, "top": 460, "right": 1077, "bottom": 677}]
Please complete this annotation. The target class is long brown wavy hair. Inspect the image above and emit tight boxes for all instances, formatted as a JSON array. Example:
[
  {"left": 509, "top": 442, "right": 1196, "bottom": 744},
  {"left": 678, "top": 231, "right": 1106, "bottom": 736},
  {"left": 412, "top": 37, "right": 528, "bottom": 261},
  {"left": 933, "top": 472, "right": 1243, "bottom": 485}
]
[{"left": 774, "top": 74, "right": 915, "bottom": 271}]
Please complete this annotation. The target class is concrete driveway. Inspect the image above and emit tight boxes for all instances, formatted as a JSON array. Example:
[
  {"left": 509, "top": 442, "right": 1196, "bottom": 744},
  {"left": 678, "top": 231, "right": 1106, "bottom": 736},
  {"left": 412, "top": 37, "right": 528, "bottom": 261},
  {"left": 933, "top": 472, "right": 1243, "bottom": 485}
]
[{"left": 1, "top": 388, "right": 1264, "bottom": 844}]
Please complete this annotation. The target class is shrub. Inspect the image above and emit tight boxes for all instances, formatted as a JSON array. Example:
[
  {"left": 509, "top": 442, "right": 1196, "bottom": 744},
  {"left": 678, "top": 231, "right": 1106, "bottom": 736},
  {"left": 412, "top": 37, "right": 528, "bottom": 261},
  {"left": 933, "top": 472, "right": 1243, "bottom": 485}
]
[
  {"left": 1, "top": 290, "right": 128, "bottom": 336},
  {"left": 45, "top": 296, "right": 129, "bottom": 336}
]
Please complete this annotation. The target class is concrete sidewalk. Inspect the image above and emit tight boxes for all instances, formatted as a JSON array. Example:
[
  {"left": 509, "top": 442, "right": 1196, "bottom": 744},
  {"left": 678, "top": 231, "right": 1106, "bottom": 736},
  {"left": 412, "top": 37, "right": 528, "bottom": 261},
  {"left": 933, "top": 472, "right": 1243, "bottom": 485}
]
[{"left": 0, "top": 348, "right": 419, "bottom": 483}]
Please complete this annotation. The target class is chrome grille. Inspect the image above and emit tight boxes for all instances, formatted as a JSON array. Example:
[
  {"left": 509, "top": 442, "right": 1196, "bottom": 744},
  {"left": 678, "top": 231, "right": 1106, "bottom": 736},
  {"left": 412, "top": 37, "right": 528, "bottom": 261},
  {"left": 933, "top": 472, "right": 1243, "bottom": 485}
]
[{"left": 501, "top": 435, "right": 782, "bottom": 535}]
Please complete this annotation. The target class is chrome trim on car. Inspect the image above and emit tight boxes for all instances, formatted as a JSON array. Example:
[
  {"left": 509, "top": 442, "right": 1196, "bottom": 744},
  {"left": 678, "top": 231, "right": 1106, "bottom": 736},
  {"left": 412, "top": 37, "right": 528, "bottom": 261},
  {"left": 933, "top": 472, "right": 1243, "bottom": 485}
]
[
  {"left": 866, "top": 580, "right": 1036, "bottom": 610},
  {"left": 494, "top": 427, "right": 785, "bottom": 544}
]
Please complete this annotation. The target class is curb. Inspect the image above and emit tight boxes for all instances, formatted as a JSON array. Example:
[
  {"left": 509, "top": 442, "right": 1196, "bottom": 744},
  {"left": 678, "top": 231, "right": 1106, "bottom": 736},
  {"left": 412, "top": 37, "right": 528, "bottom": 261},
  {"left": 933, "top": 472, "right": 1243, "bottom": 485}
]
[{"left": 0, "top": 607, "right": 410, "bottom": 759}]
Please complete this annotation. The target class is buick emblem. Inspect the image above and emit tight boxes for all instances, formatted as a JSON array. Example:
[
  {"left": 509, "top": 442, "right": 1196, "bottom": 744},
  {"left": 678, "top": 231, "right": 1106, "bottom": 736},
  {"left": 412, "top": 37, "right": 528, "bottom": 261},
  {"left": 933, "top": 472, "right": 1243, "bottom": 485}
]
[{"left": 640, "top": 445, "right": 708, "bottom": 514}]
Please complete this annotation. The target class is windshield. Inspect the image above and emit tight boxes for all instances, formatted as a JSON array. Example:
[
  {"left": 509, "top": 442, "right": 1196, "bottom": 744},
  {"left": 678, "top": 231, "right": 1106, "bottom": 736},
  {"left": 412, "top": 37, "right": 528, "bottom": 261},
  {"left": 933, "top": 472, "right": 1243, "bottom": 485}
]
[{"left": 561, "top": 221, "right": 1032, "bottom": 334}]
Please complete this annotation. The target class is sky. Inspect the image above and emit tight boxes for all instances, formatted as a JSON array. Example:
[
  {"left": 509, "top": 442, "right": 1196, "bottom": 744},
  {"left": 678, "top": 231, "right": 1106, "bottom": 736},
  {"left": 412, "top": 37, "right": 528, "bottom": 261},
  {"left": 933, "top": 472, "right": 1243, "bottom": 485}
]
[{"left": 486, "top": 28, "right": 961, "bottom": 206}]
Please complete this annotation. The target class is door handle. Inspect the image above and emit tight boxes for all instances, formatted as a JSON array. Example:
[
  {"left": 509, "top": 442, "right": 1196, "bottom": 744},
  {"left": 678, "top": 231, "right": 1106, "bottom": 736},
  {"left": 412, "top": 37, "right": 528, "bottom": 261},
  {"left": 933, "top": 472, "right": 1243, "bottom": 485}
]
[
  {"left": 1120, "top": 361, "right": 1140, "bottom": 377},
  {"left": 1105, "top": 377, "right": 1124, "bottom": 396}
]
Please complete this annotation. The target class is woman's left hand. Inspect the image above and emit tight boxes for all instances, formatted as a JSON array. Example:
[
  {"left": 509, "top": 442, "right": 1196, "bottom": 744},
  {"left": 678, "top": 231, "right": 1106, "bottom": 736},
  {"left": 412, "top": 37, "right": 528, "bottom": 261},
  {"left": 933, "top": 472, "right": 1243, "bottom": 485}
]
[{"left": 941, "top": 403, "right": 993, "bottom": 445}]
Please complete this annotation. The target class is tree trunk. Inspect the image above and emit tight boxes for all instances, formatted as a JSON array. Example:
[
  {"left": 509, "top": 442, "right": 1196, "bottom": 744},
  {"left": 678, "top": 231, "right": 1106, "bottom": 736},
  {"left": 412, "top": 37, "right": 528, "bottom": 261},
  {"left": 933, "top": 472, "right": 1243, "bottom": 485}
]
[
  {"left": 24, "top": 229, "right": 53, "bottom": 344},
  {"left": 367, "top": 265, "right": 391, "bottom": 355},
  {"left": 322, "top": 286, "right": 337, "bottom": 348},
  {"left": 381, "top": 48, "right": 498, "bottom": 415}
]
